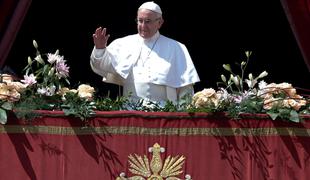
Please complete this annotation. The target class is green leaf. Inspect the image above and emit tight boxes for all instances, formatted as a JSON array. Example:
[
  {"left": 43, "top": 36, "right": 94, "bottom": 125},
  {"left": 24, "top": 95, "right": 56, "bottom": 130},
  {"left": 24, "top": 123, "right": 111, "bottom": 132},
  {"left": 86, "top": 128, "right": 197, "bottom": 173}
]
[
  {"left": 267, "top": 111, "right": 279, "bottom": 120},
  {"left": 63, "top": 108, "right": 76, "bottom": 116},
  {"left": 0, "top": 108, "right": 8, "bottom": 124},
  {"left": 1, "top": 102, "right": 13, "bottom": 110},
  {"left": 289, "top": 110, "right": 300, "bottom": 123}
]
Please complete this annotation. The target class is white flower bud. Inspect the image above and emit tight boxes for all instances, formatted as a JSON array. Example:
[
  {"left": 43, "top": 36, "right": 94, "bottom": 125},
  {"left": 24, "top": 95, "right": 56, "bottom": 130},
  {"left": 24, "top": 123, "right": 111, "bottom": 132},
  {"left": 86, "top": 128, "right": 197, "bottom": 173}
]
[
  {"left": 245, "top": 51, "right": 252, "bottom": 58},
  {"left": 48, "top": 67, "right": 55, "bottom": 76},
  {"left": 232, "top": 76, "right": 239, "bottom": 86},
  {"left": 245, "top": 79, "right": 253, "bottom": 88},
  {"left": 241, "top": 61, "right": 246, "bottom": 66},
  {"left": 229, "top": 74, "right": 234, "bottom": 80},
  {"left": 32, "top": 40, "right": 38, "bottom": 49},
  {"left": 221, "top": 74, "right": 226, "bottom": 83},
  {"left": 223, "top": 64, "right": 231, "bottom": 71},
  {"left": 258, "top": 71, "right": 268, "bottom": 79},
  {"left": 34, "top": 55, "right": 44, "bottom": 64},
  {"left": 27, "top": 56, "right": 32, "bottom": 65},
  {"left": 248, "top": 73, "right": 253, "bottom": 80}
]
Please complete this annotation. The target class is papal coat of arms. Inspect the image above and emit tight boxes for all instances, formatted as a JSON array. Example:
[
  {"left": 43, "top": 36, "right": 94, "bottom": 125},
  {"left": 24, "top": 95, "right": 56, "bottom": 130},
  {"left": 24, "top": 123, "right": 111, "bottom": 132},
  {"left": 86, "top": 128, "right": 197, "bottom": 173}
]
[{"left": 116, "top": 143, "right": 192, "bottom": 180}]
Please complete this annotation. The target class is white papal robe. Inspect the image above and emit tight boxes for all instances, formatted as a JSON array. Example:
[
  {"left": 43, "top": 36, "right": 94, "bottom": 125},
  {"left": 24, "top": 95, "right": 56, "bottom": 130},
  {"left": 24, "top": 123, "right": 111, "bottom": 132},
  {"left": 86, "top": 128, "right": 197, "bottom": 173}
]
[{"left": 90, "top": 31, "right": 200, "bottom": 104}]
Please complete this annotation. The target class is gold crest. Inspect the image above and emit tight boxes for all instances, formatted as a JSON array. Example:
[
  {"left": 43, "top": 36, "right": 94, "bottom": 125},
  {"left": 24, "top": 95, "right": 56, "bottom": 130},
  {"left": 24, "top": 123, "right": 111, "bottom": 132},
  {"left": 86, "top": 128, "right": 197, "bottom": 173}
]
[{"left": 116, "top": 143, "right": 192, "bottom": 180}]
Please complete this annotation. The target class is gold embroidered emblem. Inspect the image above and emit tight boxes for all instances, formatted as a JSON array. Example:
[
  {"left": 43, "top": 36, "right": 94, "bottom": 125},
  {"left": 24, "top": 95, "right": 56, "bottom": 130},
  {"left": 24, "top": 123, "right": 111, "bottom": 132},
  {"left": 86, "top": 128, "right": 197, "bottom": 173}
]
[{"left": 116, "top": 143, "right": 192, "bottom": 180}]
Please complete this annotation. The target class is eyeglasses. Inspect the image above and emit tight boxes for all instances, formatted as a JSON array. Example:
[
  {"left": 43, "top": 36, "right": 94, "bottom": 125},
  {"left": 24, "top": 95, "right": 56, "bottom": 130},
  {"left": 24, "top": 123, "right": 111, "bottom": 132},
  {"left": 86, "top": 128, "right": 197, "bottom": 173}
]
[{"left": 135, "top": 18, "right": 160, "bottom": 25}]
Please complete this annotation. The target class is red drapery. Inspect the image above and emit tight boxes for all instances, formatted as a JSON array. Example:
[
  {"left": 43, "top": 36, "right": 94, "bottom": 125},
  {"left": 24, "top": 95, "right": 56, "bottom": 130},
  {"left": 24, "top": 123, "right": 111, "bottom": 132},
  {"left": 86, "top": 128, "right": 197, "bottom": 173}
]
[
  {"left": 0, "top": 0, "right": 32, "bottom": 67},
  {"left": 281, "top": 0, "right": 310, "bottom": 71},
  {"left": 0, "top": 110, "right": 309, "bottom": 180}
]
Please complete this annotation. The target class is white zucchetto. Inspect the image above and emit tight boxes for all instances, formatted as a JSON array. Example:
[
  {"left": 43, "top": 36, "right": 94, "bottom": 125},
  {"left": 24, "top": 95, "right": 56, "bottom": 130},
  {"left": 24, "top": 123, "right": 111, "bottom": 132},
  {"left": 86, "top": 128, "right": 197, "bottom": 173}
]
[{"left": 138, "top": 1, "right": 162, "bottom": 15}]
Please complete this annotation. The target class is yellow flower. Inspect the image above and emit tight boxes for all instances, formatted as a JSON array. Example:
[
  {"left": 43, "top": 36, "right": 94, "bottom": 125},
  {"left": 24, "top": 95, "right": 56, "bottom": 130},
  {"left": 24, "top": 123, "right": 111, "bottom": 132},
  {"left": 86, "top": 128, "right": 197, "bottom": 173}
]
[
  {"left": 261, "top": 82, "right": 307, "bottom": 111},
  {"left": 77, "top": 84, "right": 95, "bottom": 99},
  {"left": 0, "top": 83, "right": 23, "bottom": 102},
  {"left": 1, "top": 74, "right": 14, "bottom": 82},
  {"left": 6, "top": 81, "right": 27, "bottom": 92},
  {"left": 192, "top": 88, "right": 221, "bottom": 108},
  {"left": 0, "top": 83, "right": 11, "bottom": 100},
  {"left": 57, "top": 87, "right": 70, "bottom": 96}
]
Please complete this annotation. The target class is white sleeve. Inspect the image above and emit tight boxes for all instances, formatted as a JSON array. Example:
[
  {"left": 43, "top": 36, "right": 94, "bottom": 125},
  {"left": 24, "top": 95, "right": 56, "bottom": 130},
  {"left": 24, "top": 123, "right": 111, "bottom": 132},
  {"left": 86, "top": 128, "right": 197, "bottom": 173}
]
[{"left": 90, "top": 47, "right": 117, "bottom": 77}]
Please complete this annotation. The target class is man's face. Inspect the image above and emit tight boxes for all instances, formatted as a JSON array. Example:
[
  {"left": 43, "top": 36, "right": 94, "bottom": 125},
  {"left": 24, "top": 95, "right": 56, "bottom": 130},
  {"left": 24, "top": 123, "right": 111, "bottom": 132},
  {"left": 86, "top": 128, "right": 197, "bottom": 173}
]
[{"left": 136, "top": 9, "right": 163, "bottom": 39}]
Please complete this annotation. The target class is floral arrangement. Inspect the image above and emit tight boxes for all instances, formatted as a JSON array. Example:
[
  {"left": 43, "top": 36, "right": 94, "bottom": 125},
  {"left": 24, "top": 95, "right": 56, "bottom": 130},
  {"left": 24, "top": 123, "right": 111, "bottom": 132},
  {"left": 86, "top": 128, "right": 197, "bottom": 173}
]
[
  {"left": 0, "top": 43, "right": 309, "bottom": 124},
  {"left": 191, "top": 51, "right": 309, "bottom": 122},
  {"left": 0, "top": 40, "right": 97, "bottom": 124}
]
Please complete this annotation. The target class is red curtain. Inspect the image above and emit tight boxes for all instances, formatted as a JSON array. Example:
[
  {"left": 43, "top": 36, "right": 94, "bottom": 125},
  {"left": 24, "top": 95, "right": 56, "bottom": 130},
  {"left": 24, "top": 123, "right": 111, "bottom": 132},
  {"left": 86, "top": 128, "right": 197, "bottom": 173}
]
[
  {"left": 1, "top": 111, "right": 309, "bottom": 180},
  {"left": 281, "top": 0, "right": 310, "bottom": 71},
  {"left": 0, "top": 0, "right": 32, "bottom": 67}
]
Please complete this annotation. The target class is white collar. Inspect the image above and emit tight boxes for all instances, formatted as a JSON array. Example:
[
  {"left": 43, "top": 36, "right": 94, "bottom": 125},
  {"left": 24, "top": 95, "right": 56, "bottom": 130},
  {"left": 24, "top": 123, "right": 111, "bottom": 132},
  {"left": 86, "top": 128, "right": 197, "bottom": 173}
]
[{"left": 139, "top": 31, "right": 160, "bottom": 44}]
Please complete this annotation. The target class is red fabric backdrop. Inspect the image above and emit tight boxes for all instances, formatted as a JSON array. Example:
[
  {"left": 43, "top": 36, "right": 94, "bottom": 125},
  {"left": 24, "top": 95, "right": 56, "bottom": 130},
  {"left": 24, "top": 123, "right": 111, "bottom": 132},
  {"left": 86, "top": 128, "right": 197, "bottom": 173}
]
[
  {"left": 1, "top": 111, "right": 309, "bottom": 180},
  {"left": 281, "top": 0, "right": 310, "bottom": 70},
  {"left": 0, "top": 0, "right": 31, "bottom": 67}
]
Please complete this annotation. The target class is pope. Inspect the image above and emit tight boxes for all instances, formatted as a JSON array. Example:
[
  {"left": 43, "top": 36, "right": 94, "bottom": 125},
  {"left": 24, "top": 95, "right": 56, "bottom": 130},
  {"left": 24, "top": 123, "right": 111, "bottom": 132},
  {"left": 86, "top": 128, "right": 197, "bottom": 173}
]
[{"left": 90, "top": 1, "right": 200, "bottom": 105}]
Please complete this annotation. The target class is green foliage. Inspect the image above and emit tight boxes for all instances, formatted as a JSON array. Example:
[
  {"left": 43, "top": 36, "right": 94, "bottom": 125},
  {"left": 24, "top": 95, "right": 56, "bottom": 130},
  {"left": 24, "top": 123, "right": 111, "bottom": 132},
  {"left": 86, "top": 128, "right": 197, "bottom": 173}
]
[
  {"left": 95, "top": 95, "right": 129, "bottom": 111},
  {"left": 226, "top": 94, "right": 264, "bottom": 119},
  {"left": 13, "top": 88, "right": 61, "bottom": 120},
  {"left": 160, "top": 101, "right": 179, "bottom": 112},
  {"left": 0, "top": 101, "right": 13, "bottom": 124},
  {"left": 61, "top": 92, "right": 96, "bottom": 121}
]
